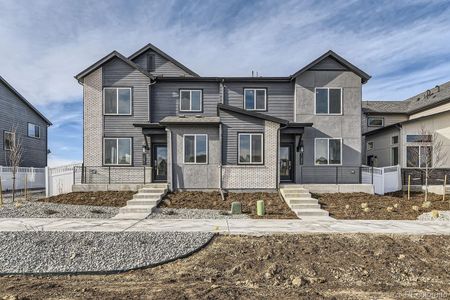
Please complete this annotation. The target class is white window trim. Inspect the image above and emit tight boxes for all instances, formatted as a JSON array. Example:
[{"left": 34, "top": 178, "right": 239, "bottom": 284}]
[
  {"left": 367, "top": 141, "right": 374, "bottom": 151},
  {"left": 103, "top": 138, "right": 132, "bottom": 166},
  {"left": 3, "top": 131, "right": 15, "bottom": 151},
  {"left": 179, "top": 90, "right": 203, "bottom": 112},
  {"left": 406, "top": 145, "right": 432, "bottom": 168},
  {"left": 314, "top": 87, "right": 343, "bottom": 115},
  {"left": 243, "top": 88, "right": 267, "bottom": 111},
  {"left": 27, "top": 123, "right": 41, "bottom": 139},
  {"left": 314, "top": 138, "right": 343, "bottom": 166},
  {"left": 238, "top": 133, "right": 264, "bottom": 165},
  {"left": 367, "top": 116, "right": 384, "bottom": 127},
  {"left": 183, "top": 134, "right": 208, "bottom": 164},
  {"left": 103, "top": 87, "right": 132, "bottom": 116}
]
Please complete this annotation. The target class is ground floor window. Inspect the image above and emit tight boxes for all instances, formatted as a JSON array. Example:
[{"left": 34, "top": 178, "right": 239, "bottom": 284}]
[
  {"left": 315, "top": 138, "right": 342, "bottom": 165},
  {"left": 104, "top": 138, "right": 132, "bottom": 165},
  {"left": 238, "top": 133, "right": 263, "bottom": 164},
  {"left": 184, "top": 134, "right": 208, "bottom": 164},
  {"left": 406, "top": 145, "right": 432, "bottom": 168}
]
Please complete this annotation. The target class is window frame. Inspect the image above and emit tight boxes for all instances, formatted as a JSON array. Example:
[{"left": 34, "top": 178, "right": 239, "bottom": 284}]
[
  {"left": 183, "top": 134, "right": 208, "bottom": 164},
  {"left": 103, "top": 87, "right": 133, "bottom": 116},
  {"left": 103, "top": 137, "right": 133, "bottom": 166},
  {"left": 314, "top": 87, "right": 343, "bottom": 115},
  {"left": 179, "top": 89, "right": 203, "bottom": 112},
  {"left": 367, "top": 116, "right": 384, "bottom": 127},
  {"left": 3, "top": 131, "right": 15, "bottom": 151},
  {"left": 406, "top": 134, "right": 432, "bottom": 143},
  {"left": 243, "top": 88, "right": 267, "bottom": 111},
  {"left": 391, "top": 135, "right": 399, "bottom": 145},
  {"left": 367, "top": 141, "right": 374, "bottom": 151},
  {"left": 314, "top": 138, "right": 343, "bottom": 166},
  {"left": 27, "top": 123, "right": 41, "bottom": 139},
  {"left": 238, "top": 133, "right": 264, "bottom": 165},
  {"left": 406, "top": 145, "right": 433, "bottom": 168}
]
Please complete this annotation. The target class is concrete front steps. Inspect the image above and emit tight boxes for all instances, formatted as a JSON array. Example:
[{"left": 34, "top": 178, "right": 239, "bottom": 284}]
[
  {"left": 113, "top": 183, "right": 168, "bottom": 220},
  {"left": 279, "top": 184, "right": 332, "bottom": 220}
]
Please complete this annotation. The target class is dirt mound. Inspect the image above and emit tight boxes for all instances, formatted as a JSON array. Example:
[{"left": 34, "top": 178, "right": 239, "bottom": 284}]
[{"left": 38, "top": 191, "right": 135, "bottom": 207}]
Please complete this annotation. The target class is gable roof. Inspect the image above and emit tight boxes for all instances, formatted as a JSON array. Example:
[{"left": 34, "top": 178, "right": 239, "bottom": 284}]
[
  {"left": 217, "top": 103, "right": 288, "bottom": 125},
  {"left": 128, "top": 43, "right": 200, "bottom": 77},
  {"left": 362, "top": 100, "right": 408, "bottom": 114},
  {"left": 290, "top": 50, "right": 371, "bottom": 84},
  {"left": 0, "top": 75, "right": 52, "bottom": 125},
  {"left": 75, "top": 51, "right": 154, "bottom": 82}
]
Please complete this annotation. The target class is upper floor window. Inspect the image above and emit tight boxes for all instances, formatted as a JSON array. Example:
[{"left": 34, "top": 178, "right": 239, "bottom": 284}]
[
  {"left": 180, "top": 90, "right": 202, "bottom": 112},
  {"left": 244, "top": 88, "right": 266, "bottom": 111},
  {"left": 104, "top": 88, "right": 132, "bottom": 115},
  {"left": 406, "top": 135, "right": 432, "bottom": 143},
  {"left": 238, "top": 133, "right": 263, "bottom": 164},
  {"left": 315, "top": 138, "right": 342, "bottom": 165},
  {"left": 3, "top": 131, "right": 15, "bottom": 151},
  {"left": 367, "top": 117, "right": 384, "bottom": 127},
  {"left": 28, "top": 123, "right": 40, "bottom": 138},
  {"left": 184, "top": 134, "right": 208, "bottom": 164},
  {"left": 315, "top": 87, "right": 342, "bottom": 115},
  {"left": 104, "top": 138, "right": 132, "bottom": 165},
  {"left": 391, "top": 136, "right": 399, "bottom": 144}
]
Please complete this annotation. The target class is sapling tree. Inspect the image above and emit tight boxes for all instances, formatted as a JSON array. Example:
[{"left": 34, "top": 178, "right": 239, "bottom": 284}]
[{"left": 5, "top": 125, "right": 23, "bottom": 203}]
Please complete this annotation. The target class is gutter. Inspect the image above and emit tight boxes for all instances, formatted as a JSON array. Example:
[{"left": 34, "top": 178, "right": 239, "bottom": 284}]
[{"left": 219, "top": 79, "right": 225, "bottom": 200}]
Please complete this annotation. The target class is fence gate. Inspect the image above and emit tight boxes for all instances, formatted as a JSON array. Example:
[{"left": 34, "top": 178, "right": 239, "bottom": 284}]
[
  {"left": 361, "top": 165, "right": 401, "bottom": 195},
  {"left": 45, "top": 164, "right": 81, "bottom": 197}
]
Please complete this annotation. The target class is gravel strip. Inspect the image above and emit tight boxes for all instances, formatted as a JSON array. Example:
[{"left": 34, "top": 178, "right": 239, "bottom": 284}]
[
  {"left": 0, "top": 231, "right": 214, "bottom": 274},
  {"left": 0, "top": 201, "right": 119, "bottom": 218},
  {"left": 418, "top": 211, "right": 450, "bottom": 221},
  {"left": 148, "top": 208, "right": 250, "bottom": 219}
]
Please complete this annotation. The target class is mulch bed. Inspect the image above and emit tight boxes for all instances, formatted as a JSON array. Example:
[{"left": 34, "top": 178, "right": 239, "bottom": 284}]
[
  {"left": 160, "top": 191, "right": 298, "bottom": 219},
  {"left": 315, "top": 191, "right": 450, "bottom": 220},
  {"left": 38, "top": 191, "right": 135, "bottom": 207}
]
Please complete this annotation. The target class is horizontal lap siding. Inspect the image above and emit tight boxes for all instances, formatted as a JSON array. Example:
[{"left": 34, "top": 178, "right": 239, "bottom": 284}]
[
  {"left": 225, "top": 82, "right": 294, "bottom": 122},
  {"left": 132, "top": 50, "right": 194, "bottom": 77},
  {"left": 219, "top": 110, "right": 264, "bottom": 165},
  {"left": 151, "top": 82, "right": 220, "bottom": 123},
  {"left": 0, "top": 81, "right": 48, "bottom": 167},
  {"left": 103, "top": 58, "right": 150, "bottom": 166}
]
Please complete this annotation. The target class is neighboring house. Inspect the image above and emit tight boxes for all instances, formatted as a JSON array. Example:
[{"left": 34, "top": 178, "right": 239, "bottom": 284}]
[
  {"left": 75, "top": 43, "right": 370, "bottom": 190},
  {"left": 0, "top": 76, "right": 52, "bottom": 168},
  {"left": 362, "top": 81, "right": 450, "bottom": 168}
]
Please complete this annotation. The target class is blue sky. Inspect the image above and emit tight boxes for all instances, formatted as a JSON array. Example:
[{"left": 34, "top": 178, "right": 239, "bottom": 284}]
[{"left": 1, "top": 0, "right": 450, "bottom": 166}]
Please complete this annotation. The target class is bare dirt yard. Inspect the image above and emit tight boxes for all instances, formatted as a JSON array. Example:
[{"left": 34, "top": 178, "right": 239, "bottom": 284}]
[
  {"left": 160, "top": 191, "right": 297, "bottom": 219},
  {"left": 0, "top": 234, "right": 449, "bottom": 300},
  {"left": 38, "top": 191, "right": 135, "bottom": 207},
  {"left": 316, "top": 191, "right": 450, "bottom": 220}
]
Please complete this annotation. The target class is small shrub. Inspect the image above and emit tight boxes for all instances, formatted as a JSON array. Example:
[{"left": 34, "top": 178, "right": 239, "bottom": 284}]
[
  {"left": 422, "top": 201, "right": 431, "bottom": 208},
  {"left": 363, "top": 207, "right": 370, "bottom": 213},
  {"left": 361, "top": 203, "right": 368, "bottom": 209},
  {"left": 393, "top": 203, "right": 399, "bottom": 209},
  {"left": 387, "top": 206, "right": 394, "bottom": 212},
  {"left": 345, "top": 204, "right": 350, "bottom": 210},
  {"left": 412, "top": 205, "right": 419, "bottom": 212},
  {"left": 431, "top": 210, "right": 440, "bottom": 219}
]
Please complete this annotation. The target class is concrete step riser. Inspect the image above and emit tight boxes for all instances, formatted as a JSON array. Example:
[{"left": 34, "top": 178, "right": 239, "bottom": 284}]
[
  {"left": 127, "top": 200, "right": 159, "bottom": 206},
  {"left": 133, "top": 194, "right": 162, "bottom": 199},
  {"left": 288, "top": 199, "right": 318, "bottom": 205},
  {"left": 283, "top": 193, "right": 311, "bottom": 198},
  {"left": 295, "top": 211, "right": 329, "bottom": 217},
  {"left": 138, "top": 189, "right": 166, "bottom": 194},
  {"left": 291, "top": 204, "right": 320, "bottom": 210},
  {"left": 119, "top": 207, "right": 154, "bottom": 214}
]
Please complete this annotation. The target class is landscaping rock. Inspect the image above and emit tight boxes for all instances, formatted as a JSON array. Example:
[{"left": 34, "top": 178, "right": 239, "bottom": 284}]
[
  {"left": 417, "top": 210, "right": 450, "bottom": 221},
  {"left": 147, "top": 208, "right": 249, "bottom": 219}
]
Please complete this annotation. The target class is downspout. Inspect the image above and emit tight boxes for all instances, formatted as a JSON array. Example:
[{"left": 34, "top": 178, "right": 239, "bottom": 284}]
[
  {"left": 219, "top": 79, "right": 225, "bottom": 200},
  {"left": 146, "top": 79, "right": 157, "bottom": 168},
  {"left": 166, "top": 128, "right": 174, "bottom": 191}
]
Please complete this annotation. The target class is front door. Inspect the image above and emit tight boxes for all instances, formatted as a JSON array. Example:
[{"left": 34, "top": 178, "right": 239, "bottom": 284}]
[
  {"left": 280, "top": 144, "right": 294, "bottom": 181},
  {"left": 152, "top": 144, "right": 167, "bottom": 182}
]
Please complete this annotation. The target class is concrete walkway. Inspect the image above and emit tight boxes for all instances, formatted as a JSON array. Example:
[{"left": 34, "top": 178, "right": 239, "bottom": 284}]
[{"left": 0, "top": 218, "right": 449, "bottom": 235}]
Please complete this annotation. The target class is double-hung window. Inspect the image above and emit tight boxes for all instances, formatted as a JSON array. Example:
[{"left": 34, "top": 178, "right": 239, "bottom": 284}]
[
  {"left": 184, "top": 134, "right": 208, "bottom": 164},
  {"left": 3, "top": 131, "right": 15, "bottom": 151},
  {"left": 28, "top": 123, "right": 40, "bottom": 138},
  {"left": 180, "top": 90, "right": 202, "bottom": 112},
  {"left": 104, "top": 138, "right": 132, "bottom": 165},
  {"left": 315, "top": 138, "right": 342, "bottom": 165},
  {"left": 315, "top": 87, "right": 342, "bottom": 115},
  {"left": 244, "top": 88, "right": 266, "bottom": 111},
  {"left": 238, "top": 133, "right": 263, "bottom": 164},
  {"left": 104, "top": 88, "right": 132, "bottom": 115}
]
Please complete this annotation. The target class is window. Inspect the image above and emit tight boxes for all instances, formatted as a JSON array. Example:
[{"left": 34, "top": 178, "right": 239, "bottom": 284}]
[
  {"left": 3, "top": 131, "right": 15, "bottom": 151},
  {"left": 238, "top": 133, "right": 263, "bottom": 164},
  {"left": 406, "top": 135, "right": 432, "bottom": 143},
  {"left": 184, "top": 134, "right": 208, "bottom": 164},
  {"left": 367, "top": 117, "right": 384, "bottom": 127},
  {"left": 391, "top": 136, "right": 398, "bottom": 144},
  {"left": 147, "top": 53, "right": 155, "bottom": 72},
  {"left": 315, "top": 138, "right": 342, "bottom": 165},
  {"left": 27, "top": 123, "right": 40, "bottom": 138},
  {"left": 104, "top": 138, "right": 132, "bottom": 165},
  {"left": 244, "top": 88, "right": 266, "bottom": 111},
  {"left": 406, "top": 146, "right": 432, "bottom": 167},
  {"left": 367, "top": 141, "right": 374, "bottom": 151},
  {"left": 180, "top": 90, "right": 202, "bottom": 112},
  {"left": 315, "top": 87, "right": 342, "bottom": 114},
  {"left": 391, "top": 147, "right": 399, "bottom": 165},
  {"left": 104, "top": 88, "right": 132, "bottom": 115}
]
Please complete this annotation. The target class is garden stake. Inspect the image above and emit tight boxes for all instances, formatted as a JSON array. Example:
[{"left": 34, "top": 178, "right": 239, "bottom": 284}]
[
  {"left": 408, "top": 175, "right": 411, "bottom": 200},
  {"left": 25, "top": 174, "right": 28, "bottom": 201},
  {"left": 443, "top": 174, "right": 447, "bottom": 202},
  {"left": 0, "top": 176, "right": 3, "bottom": 206}
]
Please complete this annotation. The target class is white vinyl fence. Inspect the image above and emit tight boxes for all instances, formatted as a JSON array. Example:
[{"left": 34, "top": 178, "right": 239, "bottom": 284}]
[
  {"left": 45, "top": 164, "right": 82, "bottom": 197},
  {"left": 0, "top": 166, "right": 46, "bottom": 191},
  {"left": 361, "top": 165, "right": 401, "bottom": 195}
]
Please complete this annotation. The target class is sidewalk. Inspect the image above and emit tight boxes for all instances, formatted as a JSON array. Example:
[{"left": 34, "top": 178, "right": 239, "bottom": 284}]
[{"left": 0, "top": 218, "right": 449, "bottom": 235}]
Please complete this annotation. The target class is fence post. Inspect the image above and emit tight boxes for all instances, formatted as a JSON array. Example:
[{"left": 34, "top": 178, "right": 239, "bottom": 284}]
[
  {"left": 73, "top": 166, "right": 76, "bottom": 185},
  {"left": 45, "top": 166, "right": 49, "bottom": 197},
  {"left": 371, "top": 165, "right": 374, "bottom": 184},
  {"left": 144, "top": 167, "right": 146, "bottom": 184},
  {"left": 108, "top": 167, "right": 111, "bottom": 184}
]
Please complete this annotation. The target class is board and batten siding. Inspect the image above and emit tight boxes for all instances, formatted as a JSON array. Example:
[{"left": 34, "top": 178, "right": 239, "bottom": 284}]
[
  {"left": 151, "top": 82, "right": 220, "bottom": 123},
  {"left": 132, "top": 50, "right": 194, "bottom": 77},
  {"left": 0, "top": 80, "right": 48, "bottom": 167},
  {"left": 219, "top": 109, "right": 265, "bottom": 165},
  {"left": 102, "top": 57, "right": 151, "bottom": 166}
]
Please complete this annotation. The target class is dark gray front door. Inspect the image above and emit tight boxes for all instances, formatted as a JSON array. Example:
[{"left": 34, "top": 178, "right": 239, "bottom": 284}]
[
  {"left": 280, "top": 144, "right": 294, "bottom": 181},
  {"left": 152, "top": 144, "right": 167, "bottom": 182}
]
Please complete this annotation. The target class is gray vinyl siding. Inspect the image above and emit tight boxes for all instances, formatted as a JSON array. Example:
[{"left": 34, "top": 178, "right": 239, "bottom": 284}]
[
  {"left": 224, "top": 82, "right": 294, "bottom": 122},
  {"left": 310, "top": 57, "right": 347, "bottom": 71},
  {"left": 132, "top": 50, "right": 194, "bottom": 77},
  {"left": 151, "top": 82, "right": 220, "bottom": 123},
  {"left": 102, "top": 57, "right": 150, "bottom": 166},
  {"left": 219, "top": 109, "right": 264, "bottom": 165},
  {"left": 0, "top": 81, "right": 48, "bottom": 167}
]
